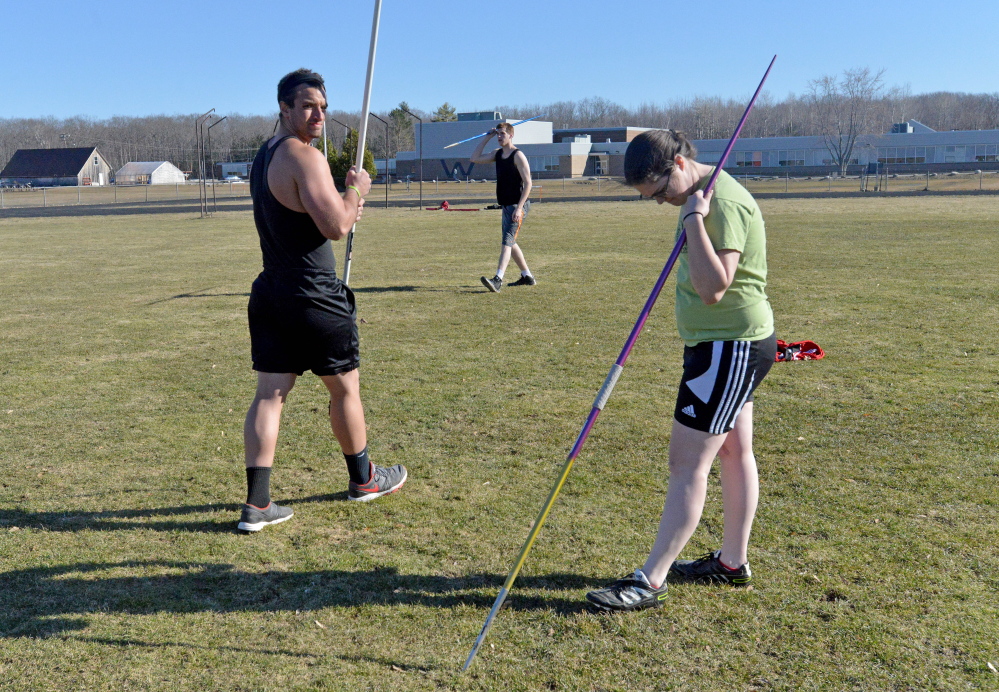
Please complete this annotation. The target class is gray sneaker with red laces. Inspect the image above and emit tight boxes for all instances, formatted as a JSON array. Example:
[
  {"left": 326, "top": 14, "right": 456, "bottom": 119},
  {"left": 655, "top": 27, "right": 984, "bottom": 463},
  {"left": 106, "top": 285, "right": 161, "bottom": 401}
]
[{"left": 348, "top": 463, "right": 408, "bottom": 502}]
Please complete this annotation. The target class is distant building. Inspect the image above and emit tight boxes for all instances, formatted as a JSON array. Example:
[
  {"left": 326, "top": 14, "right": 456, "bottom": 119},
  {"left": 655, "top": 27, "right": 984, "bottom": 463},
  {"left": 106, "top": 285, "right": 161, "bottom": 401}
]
[
  {"left": 396, "top": 113, "right": 603, "bottom": 180},
  {"left": 0, "top": 147, "right": 113, "bottom": 186},
  {"left": 394, "top": 115, "right": 999, "bottom": 180},
  {"left": 375, "top": 158, "right": 396, "bottom": 178},
  {"left": 214, "top": 162, "right": 253, "bottom": 179},
  {"left": 693, "top": 119, "right": 999, "bottom": 176},
  {"left": 115, "top": 161, "right": 186, "bottom": 185}
]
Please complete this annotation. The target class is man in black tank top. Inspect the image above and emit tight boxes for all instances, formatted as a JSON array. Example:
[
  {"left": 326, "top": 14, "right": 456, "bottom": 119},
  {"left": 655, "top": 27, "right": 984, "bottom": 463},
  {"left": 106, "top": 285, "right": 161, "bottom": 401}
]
[
  {"left": 470, "top": 121, "right": 536, "bottom": 292},
  {"left": 237, "top": 69, "right": 407, "bottom": 533}
]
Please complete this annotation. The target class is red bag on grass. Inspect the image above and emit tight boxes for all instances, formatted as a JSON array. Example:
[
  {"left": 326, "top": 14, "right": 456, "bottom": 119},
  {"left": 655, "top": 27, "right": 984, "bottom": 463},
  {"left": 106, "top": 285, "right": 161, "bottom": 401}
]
[{"left": 776, "top": 339, "right": 825, "bottom": 362}]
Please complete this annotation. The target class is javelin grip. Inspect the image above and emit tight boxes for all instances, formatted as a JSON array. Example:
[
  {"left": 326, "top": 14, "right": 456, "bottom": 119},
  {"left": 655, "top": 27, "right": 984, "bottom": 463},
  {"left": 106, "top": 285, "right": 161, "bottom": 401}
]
[{"left": 593, "top": 364, "right": 623, "bottom": 410}]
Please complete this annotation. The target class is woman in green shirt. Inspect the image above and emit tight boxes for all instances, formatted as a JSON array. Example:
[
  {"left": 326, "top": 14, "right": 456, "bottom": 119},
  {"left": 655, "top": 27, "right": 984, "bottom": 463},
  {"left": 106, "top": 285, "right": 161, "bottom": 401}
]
[{"left": 588, "top": 130, "right": 777, "bottom": 611}]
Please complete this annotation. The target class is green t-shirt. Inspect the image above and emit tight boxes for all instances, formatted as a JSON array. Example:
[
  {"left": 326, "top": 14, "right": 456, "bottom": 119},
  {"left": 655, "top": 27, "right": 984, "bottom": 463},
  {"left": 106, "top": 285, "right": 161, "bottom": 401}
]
[{"left": 674, "top": 169, "right": 773, "bottom": 346}]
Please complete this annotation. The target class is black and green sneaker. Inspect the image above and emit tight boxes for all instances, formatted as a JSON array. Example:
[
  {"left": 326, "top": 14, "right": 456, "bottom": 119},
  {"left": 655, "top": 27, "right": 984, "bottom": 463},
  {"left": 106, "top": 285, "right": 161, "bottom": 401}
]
[
  {"left": 669, "top": 550, "right": 752, "bottom": 586},
  {"left": 586, "top": 569, "right": 668, "bottom": 612}
]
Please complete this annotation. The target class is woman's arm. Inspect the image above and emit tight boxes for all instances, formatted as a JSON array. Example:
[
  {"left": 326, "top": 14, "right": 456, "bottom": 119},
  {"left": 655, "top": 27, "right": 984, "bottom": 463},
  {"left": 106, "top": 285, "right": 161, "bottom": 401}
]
[{"left": 681, "top": 189, "right": 740, "bottom": 305}]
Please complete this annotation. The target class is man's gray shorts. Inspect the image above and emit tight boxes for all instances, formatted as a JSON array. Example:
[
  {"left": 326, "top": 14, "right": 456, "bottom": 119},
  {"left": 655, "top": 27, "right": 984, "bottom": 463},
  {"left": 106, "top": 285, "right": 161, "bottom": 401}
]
[{"left": 501, "top": 201, "right": 530, "bottom": 247}]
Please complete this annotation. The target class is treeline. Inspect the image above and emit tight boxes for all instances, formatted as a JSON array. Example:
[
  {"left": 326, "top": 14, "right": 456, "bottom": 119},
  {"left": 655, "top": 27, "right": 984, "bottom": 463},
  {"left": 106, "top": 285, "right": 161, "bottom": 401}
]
[
  {"left": 3, "top": 88, "right": 998, "bottom": 172},
  {"left": 498, "top": 90, "right": 999, "bottom": 140}
]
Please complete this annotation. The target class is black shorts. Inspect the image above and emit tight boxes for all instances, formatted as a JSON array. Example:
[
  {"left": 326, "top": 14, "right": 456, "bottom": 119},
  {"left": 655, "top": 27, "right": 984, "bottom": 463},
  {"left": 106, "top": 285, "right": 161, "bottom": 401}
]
[
  {"left": 674, "top": 332, "right": 777, "bottom": 434},
  {"left": 248, "top": 270, "right": 359, "bottom": 376}
]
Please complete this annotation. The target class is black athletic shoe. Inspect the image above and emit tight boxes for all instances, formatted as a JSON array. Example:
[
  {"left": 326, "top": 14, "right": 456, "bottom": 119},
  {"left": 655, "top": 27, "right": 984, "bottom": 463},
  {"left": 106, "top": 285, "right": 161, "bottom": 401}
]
[
  {"left": 480, "top": 276, "right": 502, "bottom": 293},
  {"left": 348, "top": 463, "right": 408, "bottom": 502},
  {"left": 507, "top": 275, "right": 536, "bottom": 287},
  {"left": 237, "top": 502, "right": 294, "bottom": 533},
  {"left": 669, "top": 550, "right": 752, "bottom": 585},
  {"left": 586, "top": 569, "right": 668, "bottom": 612}
]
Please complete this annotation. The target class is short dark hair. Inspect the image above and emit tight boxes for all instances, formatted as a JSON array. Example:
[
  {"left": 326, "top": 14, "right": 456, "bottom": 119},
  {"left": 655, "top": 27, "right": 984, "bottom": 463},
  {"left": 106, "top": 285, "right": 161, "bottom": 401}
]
[
  {"left": 277, "top": 68, "right": 326, "bottom": 108},
  {"left": 624, "top": 130, "right": 698, "bottom": 186},
  {"left": 496, "top": 122, "right": 514, "bottom": 136}
]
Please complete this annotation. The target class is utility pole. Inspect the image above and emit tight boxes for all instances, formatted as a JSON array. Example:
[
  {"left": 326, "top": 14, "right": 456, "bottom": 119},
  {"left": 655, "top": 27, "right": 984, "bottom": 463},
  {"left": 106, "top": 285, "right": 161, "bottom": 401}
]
[
  {"left": 195, "top": 109, "right": 215, "bottom": 218},
  {"left": 369, "top": 113, "right": 390, "bottom": 208},
  {"left": 208, "top": 116, "right": 228, "bottom": 215},
  {"left": 399, "top": 107, "right": 423, "bottom": 210}
]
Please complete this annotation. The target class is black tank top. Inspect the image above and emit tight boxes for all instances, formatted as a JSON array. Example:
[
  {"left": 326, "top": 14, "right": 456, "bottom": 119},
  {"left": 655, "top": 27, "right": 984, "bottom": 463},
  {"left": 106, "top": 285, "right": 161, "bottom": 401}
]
[
  {"left": 250, "top": 135, "right": 337, "bottom": 274},
  {"left": 494, "top": 148, "right": 523, "bottom": 206}
]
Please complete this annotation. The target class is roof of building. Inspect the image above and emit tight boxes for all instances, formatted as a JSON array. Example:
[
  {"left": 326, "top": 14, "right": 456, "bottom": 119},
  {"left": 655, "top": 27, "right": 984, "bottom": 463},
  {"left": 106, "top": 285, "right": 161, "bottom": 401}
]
[
  {"left": 0, "top": 147, "right": 100, "bottom": 177},
  {"left": 116, "top": 161, "right": 180, "bottom": 176},
  {"left": 906, "top": 119, "right": 936, "bottom": 134}
]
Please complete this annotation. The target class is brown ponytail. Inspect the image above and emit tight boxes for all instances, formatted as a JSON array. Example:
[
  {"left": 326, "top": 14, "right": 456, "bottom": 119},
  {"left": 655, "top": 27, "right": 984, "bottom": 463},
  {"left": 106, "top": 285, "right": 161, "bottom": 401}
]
[{"left": 624, "top": 130, "right": 698, "bottom": 186}]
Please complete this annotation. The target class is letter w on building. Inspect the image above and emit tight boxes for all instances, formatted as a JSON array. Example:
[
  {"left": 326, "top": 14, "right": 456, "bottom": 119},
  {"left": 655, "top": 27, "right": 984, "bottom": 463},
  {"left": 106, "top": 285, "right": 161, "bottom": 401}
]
[{"left": 441, "top": 160, "right": 475, "bottom": 179}]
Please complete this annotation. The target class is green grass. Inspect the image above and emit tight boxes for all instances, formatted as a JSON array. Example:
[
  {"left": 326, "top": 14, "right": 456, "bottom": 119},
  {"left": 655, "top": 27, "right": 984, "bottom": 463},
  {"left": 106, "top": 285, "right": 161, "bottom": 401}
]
[{"left": 0, "top": 197, "right": 997, "bottom": 691}]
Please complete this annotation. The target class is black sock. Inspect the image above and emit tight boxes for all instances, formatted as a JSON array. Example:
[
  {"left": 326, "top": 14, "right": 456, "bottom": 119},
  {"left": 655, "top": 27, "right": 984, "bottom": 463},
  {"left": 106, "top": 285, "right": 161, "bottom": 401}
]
[
  {"left": 344, "top": 447, "right": 371, "bottom": 484},
  {"left": 245, "top": 467, "right": 271, "bottom": 508}
]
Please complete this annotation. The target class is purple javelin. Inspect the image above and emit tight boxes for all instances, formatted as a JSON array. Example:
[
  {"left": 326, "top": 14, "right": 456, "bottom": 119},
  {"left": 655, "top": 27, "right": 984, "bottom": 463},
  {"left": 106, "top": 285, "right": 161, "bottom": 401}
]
[{"left": 463, "top": 55, "right": 777, "bottom": 672}]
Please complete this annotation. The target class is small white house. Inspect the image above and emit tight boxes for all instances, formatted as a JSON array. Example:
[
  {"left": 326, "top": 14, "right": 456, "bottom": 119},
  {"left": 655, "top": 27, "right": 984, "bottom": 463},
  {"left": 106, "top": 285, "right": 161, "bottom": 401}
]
[{"left": 115, "top": 161, "right": 186, "bottom": 185}]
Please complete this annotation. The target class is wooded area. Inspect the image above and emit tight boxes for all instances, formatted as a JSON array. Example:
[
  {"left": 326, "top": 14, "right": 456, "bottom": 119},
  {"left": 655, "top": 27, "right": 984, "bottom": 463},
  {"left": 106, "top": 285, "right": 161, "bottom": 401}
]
[{"left": 3, "top": 73, "right": 998, "bottom": 174}]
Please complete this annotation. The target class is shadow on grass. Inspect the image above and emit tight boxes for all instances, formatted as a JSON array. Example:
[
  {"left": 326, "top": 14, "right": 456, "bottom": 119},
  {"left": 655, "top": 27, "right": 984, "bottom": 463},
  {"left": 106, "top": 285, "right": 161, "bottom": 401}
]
[
  {"left": 350, "top": 285, "right": 417, "bottom": 293},
  {"left": 0, "top": 560, "right": 603, "bottom": 639},
  {"left": 0, "top": 492, "right": 349, "bottom": 533},
  {"left": 66, "top": 635, "right": 317, "bottom": 659},
  {"left": 146, "top": 287, "right": 251, "bottom": 305}
]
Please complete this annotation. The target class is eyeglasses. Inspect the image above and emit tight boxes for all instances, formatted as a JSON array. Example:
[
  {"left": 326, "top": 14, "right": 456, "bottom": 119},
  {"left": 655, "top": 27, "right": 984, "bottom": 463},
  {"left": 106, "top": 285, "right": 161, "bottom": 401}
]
[{"left": 650, "top": 168, "right": 673, "bottom": 201}]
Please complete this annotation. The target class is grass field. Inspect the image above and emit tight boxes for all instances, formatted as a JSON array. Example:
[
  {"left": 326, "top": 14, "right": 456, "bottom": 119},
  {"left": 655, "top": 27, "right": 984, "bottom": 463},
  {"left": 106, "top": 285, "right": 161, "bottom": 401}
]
[{"left": 0, "top": 196, "right": 997, "bottom": 691}]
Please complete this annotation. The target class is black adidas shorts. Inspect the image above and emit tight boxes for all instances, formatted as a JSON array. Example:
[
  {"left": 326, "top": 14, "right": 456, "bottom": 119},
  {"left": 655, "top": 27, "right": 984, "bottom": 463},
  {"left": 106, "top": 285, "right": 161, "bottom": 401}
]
[
  {"left": 674, "top": 332, "right": 777, "bottom": 435},
  {"left": 248, "top": 270, "right": 360, "bottom": 376}
]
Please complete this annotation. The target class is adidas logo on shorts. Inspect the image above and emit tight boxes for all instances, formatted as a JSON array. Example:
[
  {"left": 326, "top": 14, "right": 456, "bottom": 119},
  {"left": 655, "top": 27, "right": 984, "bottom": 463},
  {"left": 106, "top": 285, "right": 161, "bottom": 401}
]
[{"left": 681, "top": 405, "right": 696, "bottom": 418}]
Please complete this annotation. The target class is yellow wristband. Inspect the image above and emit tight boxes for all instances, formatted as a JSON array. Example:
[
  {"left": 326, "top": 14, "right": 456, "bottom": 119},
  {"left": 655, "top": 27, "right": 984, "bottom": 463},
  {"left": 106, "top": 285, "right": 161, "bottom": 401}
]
[{"left": 347, "top": 185, "right": 361, "bottom": 196}]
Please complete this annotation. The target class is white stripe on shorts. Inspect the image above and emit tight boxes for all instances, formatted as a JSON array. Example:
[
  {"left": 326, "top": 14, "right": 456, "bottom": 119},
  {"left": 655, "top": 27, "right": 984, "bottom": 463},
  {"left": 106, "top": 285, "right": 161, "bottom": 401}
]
[{"left": 710, "top": 341, "right": 750, "bottom": 434}]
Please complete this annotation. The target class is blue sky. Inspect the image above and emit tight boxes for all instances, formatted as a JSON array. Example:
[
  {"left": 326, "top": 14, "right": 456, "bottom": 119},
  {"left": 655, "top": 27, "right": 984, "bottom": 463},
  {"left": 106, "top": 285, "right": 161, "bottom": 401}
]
[{"left": 4, "top": 0, "right": 997, "bottom": 119}]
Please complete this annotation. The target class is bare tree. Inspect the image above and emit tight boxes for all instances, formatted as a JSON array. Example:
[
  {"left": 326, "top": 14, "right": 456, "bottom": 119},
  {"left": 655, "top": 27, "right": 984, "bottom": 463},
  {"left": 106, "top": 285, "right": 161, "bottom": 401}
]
[{"left": 808, "top": 67, "right": 886, "bottom": 176}]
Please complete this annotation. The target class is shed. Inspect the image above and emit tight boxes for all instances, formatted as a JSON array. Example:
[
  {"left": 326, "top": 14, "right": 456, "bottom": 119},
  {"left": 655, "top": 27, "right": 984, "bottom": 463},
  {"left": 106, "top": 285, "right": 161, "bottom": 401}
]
[
  {"left": 0, "top": 147, "right": 113, "bottom": 187},
  {"left": 116, "top": 161, "right": 186, "bottom": 185}
]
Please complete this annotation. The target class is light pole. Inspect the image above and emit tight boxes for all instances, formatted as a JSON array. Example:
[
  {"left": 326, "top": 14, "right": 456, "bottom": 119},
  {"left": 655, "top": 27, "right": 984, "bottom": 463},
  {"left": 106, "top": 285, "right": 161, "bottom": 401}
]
[
  {"left": 327, "top": 116, "right": 350, "bottom": 146},
  {"left": 195, "top": 108, "right": 215, "bottom": 217},
  {"left": 368, "top": 112, "right": 390, "bottom": 208},
  {"left": 207, "top": 115, "right": 228, "bottom": 214},
  {"left": 325, "top": 116, "right": 351, "bottom": 174},
  {"left": 399, "top": 106, "right": 423, "bottom": 210}
]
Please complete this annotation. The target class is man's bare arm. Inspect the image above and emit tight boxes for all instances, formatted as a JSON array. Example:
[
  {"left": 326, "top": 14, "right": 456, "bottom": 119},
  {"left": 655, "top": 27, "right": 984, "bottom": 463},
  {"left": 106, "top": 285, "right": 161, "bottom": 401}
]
[
  {"left": 277, "top": 143, "right": 367, "bottom": 240},
  {"left": 513, "top": 150, "right": 533, "bottom": 210},
  {"left": 469, "top": 130, "right": 498, "bottom": 164}
]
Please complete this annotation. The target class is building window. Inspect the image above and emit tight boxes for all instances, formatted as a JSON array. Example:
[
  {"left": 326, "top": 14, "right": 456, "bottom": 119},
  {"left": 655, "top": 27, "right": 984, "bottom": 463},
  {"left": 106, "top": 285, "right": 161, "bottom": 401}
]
[
  {"left": 528, "top": 156, "right": 559, "bottom": 172},
  {"left": 777, "top": 149, "right": 805, "bottom": 166},
  {"left": 734, "top": 151, "right": 762, "bottom": 167},
  {"left": 974, "top": 144, "right": 998, "bottom": 162},
  {"left": 877, "top": 146, "right": 927, "bottom": 165}
]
